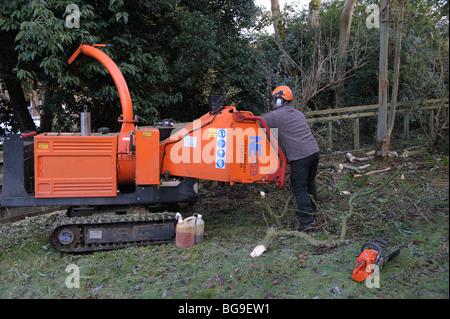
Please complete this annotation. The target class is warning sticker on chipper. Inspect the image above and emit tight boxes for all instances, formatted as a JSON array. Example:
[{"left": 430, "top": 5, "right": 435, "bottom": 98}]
[
  {"left": 183, "top": 136, "right": 197, "bottom": 147},
  {"left": 208, "top": 128, "right": 217, "bottom": 138},
  {"left": 38, "top": 143, "right": 49, "bottom": 150},
  {"left": 215, "top": 129, "right": 227, "bottom": 169}
]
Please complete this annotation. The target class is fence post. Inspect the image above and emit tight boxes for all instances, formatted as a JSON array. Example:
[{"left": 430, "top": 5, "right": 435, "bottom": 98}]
[
  {"left": 353, "top": 118, "right": 360, "bottom": 150},
  {"left": 305, "top": 98, "right": 448, "bottom": 154},
  {"left": 403, "top": 112, "right": 410, "bottom": 139},
  {"left": 328, "top": 121, "right": 333, "bottom": 152},
  {"left": 429, "top": 109, "right": 435, "bottom": 139}
]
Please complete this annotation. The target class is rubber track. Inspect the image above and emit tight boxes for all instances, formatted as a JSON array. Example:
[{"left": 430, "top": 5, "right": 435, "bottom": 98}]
[{"left": 50, "top": 212, "right": 177, "bottom": 253}]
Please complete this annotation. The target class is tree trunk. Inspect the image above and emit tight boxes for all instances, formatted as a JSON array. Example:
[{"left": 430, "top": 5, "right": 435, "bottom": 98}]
[
  {"left": 308, "top": 0, "right": 321, "bottom": 31},
  {"left": 271, "top": 0, "right": 283, "bottom": 45},
  {"left": 2, "top": 75, "right": 37, "bottom": 132},
  {"left": 375, "top": 0, "right": 390, "bottom": 161},
  {"left": 335, "top": 0, "right": 357, "bottom": 107},
  {"left": 0, "top": 29, "right": 36, "bottom": 133},
  {"left": 271, "top": 0, "right": 295, "bottom": 78},
  {"left": 38, "top": 83, "right": 54, "bottom": 133},
  {"left": 387, "top": 0, "right": 406, "bottom": 137}
]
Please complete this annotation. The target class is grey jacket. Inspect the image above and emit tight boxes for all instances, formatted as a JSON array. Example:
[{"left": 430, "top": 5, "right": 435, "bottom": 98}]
[{"left": 262, "top": 105, "right": 319, "bottom": 162}]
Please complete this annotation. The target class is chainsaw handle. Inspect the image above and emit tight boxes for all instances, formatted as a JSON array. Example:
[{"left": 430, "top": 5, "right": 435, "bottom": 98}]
[
  {"left": 358, "top": 238, "right": 386, "bottom": 255},
  {"left": 357, "top": 241, "right": 383, "bottom": 265}
]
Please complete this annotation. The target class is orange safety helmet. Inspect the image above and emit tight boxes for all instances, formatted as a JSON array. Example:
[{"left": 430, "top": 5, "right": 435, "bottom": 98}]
[
  {"left": 271, "top": 85, "right": 293, "bottom": 109},
  {"left": 272, "top": 86, "right": 293, "bottom": 101}
]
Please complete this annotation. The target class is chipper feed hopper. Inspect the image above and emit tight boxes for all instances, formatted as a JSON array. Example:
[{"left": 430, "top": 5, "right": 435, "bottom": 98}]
[{"left": 0, "top": 44, "right": 285, "bottom": 252}]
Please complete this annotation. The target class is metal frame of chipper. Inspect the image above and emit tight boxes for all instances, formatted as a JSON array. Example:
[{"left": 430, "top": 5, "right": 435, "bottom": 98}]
[{"left": 0, "top": 44, "right": 286, "bottom": 252}]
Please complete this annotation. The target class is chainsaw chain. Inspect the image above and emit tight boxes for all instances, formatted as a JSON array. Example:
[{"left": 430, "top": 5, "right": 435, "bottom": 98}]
[{"left": 50, "top": 212, "right": 177, "bottom": 253}]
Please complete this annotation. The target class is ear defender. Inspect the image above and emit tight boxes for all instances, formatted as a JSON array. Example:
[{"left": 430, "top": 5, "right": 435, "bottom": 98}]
[{"left": 275, "top": 98, "right": 282, "bottom": 107}]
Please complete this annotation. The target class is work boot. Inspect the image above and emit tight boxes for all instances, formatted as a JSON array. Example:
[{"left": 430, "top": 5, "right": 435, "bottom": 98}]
[
  {"left": 296, "top": 210, "right": 315, "bottom": 232},
  {"left": 298, "top": 221, "right": 316, "bottom": 233}
]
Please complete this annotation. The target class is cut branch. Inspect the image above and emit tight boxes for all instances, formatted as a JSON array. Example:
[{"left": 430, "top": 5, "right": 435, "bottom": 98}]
[
  {"left": 250, "top": 227, "right": 342, "bottom": 258},
  {"left": 340, "top": 168, "right": 401, "bottom": 241},
  {"left": 251, "top": 167, "right": 403, "bottom": 257}
]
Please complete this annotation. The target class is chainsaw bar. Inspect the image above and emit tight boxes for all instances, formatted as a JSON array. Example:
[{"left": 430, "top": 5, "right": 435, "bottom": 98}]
[
  {"left": 50, "top": 212, "right": 177, "bottom": 253},
  {"left": 384, "top": 247, "right": 402, "bottom": 264}
]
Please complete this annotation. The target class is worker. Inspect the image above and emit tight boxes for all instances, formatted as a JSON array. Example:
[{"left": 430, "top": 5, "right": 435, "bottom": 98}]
[{"left": 262, "top": 86, "right": 320, "bottom": 232}]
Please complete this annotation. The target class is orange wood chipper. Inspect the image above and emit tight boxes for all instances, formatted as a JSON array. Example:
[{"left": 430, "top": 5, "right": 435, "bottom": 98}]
[{"left": 0, "top": 44, "right": 286, "bottom": 252}]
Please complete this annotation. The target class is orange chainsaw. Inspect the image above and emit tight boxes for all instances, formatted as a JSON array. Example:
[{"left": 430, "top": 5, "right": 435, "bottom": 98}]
[{"left": 352, "top": 238, "right": 402, "bottom": 282}]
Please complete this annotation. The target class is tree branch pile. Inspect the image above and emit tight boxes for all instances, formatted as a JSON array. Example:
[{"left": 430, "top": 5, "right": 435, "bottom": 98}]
[{"left": 251, "top": 158, "right": 405, "bottom": 258}]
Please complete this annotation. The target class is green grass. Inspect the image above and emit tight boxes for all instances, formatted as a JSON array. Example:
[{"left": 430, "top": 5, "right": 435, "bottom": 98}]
[{"left": 0, "top": 155, "right": 448, "bottom": 299}]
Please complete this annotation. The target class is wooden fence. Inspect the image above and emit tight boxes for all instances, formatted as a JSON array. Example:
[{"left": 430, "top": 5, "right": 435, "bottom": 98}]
[
  {"left": 1, "top": 97, "right": 448, "bottom": 178},
  {"left": 0, "top": 97, "right": 448, "bottom": 183},
  {"left": 305, "top": 98, "right": 449, "bottom": 153},
  {"left": 1, "top": 97, "right": 448, "bottom": 220}
]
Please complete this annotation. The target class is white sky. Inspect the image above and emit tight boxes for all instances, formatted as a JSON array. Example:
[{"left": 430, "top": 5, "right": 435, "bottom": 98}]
[
  {"left": 254, "top": 0, "right": 310, "bottom": 11},
  {"left": 252, "top": 0, "right": 311, "bottom": 33}
]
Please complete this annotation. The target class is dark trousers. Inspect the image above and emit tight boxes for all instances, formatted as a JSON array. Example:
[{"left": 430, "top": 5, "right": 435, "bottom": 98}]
[{"left": 290, "top": 152, "right": 319, "bottom": 224}]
